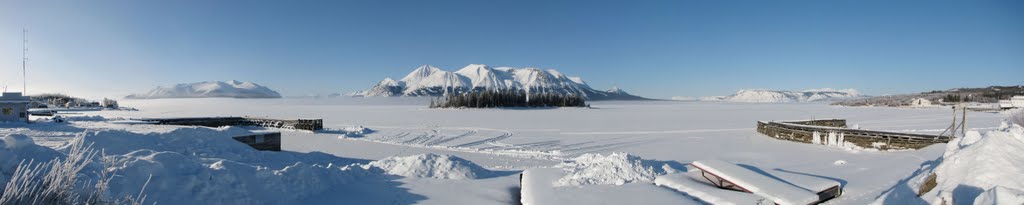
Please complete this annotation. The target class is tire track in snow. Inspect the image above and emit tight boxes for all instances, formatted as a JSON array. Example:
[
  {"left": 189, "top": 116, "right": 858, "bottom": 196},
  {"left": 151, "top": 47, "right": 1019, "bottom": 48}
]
[
  {"left": 455, "top": 131, "right": 514, "bottom": 147},
  {"left": 425, "top": 130, "right": 478, "bottom": 146},
  {"left": 559, "top": 128, "right": 747, "bottom": 135},
  {"left": 378, "top": 132, "right": 410, "bottom": 142}
]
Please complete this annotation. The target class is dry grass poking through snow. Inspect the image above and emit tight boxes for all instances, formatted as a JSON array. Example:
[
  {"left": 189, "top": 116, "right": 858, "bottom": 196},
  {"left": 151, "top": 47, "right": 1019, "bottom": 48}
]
[
  {"left": 0, "top": 135, "right": 150, "bottom": 205},
  {"left": 1010, "top": 110, "right": 1024, "bottom": 127}
]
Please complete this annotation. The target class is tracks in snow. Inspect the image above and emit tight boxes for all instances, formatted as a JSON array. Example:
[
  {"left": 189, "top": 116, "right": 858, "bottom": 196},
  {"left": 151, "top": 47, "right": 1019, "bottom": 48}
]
[{"left": 327, "top": 125, "right": 715, "bottom": 160}]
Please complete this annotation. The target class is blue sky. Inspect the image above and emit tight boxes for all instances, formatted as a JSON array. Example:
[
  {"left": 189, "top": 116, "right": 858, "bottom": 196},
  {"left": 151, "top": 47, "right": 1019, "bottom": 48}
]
[{"left": 1, "top": 0, "right": 1022, "bottom": 99}]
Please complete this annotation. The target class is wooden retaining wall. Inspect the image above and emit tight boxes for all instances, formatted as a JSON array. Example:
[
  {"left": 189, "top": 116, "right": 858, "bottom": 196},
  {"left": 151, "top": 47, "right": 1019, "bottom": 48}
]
[
  {"left": 138, "top": 117, "right": 323, "bottom": 131},
  {"left": 783, "top": 119, "right": 847, "bottom": 128},
  {"left": 757, "top": 119, "right": 951, "bottom": 150}
]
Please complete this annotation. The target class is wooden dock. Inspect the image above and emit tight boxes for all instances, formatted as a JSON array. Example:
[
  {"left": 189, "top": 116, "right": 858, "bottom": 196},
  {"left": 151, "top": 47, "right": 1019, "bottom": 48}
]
[
  {"left": 136, "top": 117, "right": 323, "bottom": 131},
  {"left": 756, "top": 119, "right": 951, "bottom": 150}
]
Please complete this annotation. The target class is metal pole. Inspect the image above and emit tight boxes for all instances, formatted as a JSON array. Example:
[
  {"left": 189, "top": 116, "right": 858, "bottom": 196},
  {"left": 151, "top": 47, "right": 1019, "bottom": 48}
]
[
  {"left": 961, "top": 104, "right": 967, "bottom": 137},
  {"left": 22, "top": 28, "right": 28, "bottom": 94}
]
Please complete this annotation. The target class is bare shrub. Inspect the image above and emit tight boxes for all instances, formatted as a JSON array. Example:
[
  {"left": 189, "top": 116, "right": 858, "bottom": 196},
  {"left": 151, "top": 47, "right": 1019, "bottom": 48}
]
[{"left": 1011, "top": 110, "right": 1024, "bottom": 127}]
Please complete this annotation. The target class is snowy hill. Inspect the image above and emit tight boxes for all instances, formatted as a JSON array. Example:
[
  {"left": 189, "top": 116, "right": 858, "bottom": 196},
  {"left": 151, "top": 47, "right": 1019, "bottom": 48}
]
[
  {"left": 126, "top": 80, "right": 282, "bottom": 99},
  {"left": 701, "top": 89, "right": 861, "bottom": 103},
  {"left": 350, "top": 64, "right": 647, "bottom": 100}
]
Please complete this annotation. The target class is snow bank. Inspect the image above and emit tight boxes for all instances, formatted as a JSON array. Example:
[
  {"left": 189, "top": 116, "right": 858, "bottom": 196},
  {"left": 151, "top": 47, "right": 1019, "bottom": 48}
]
[
  {"left": 926, "top": 125, "right": 1024, "bottom": 204},
  {"left": 0, "top": 133, "right": 64, "bottom": 168},
  {"left": 4, "top": 134, "right": 35, "bottom": 149},
  {"left": 103, "top": 149, "right": 381, "bottom": 204},
  {"left": 366, "top": 153, "right": 493, "bottom": 179},
  {"left": 62, "top": 126, "right": 359, "bottom": 168},
  {"left": 973, "top": 186, "right": 1024, "bottom": 205},
  {"left": 26, "top": 126, "right": 433, "bottom": 204},
  {"left": 554, "top": 152, "right": 679, "bottom": 186},
  {"left": 875, "top": 124, "right": 1024, "bottom": 205}
]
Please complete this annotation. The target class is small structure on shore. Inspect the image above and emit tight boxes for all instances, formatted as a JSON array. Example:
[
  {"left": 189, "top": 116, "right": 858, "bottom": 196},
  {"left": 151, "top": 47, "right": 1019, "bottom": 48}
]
[
  {"left": 1000, "top": 95, "right": 1024, "bottom": 110},
  {"left": 0, "top": 92, "right": 31, "bottom": 123}
]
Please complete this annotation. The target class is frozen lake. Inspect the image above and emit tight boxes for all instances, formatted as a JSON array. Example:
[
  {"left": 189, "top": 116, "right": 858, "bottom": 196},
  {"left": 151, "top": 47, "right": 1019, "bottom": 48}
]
[{"left": 86, "top": 98, "right": 1005, "bottom": 204}]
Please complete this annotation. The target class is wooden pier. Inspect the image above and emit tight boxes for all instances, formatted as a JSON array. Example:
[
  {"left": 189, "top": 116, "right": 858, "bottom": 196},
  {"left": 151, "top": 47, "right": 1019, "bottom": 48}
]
[
  {"left": 756, "top": 119, "right": 951, "bottom": 150},
  {"left": 136, "top": 117, "right": 323, "bottom": 131}
]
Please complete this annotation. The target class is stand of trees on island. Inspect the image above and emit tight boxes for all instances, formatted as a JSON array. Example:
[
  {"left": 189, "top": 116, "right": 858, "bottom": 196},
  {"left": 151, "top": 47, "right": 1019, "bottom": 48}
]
[{"left": 429, "top": 90, "right": 588, "bottom": 108}]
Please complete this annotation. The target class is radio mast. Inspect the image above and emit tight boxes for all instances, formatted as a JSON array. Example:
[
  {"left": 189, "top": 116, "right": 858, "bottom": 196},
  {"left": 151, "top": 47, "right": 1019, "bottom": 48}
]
[{"left": 22, "top": 28, "right": 28, "bottom": 95}]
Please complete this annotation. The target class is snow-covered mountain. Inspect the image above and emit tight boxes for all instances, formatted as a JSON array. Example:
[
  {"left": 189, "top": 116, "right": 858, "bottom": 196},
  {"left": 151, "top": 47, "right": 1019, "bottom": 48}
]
[
  {"left": 126, "top": 80, "right": 282, "bottom": 99},
  {"left": 701, "top": 89, "right": 861, "bottom": 103},
  {"left": 349, "top": 64, "right": 647, "bottom": 100}
]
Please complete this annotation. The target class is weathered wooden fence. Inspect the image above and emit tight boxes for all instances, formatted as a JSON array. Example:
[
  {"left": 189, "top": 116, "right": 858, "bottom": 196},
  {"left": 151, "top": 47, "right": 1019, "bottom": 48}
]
[{"left": 756, "top": 119, "right": 951, "bottom": 150}]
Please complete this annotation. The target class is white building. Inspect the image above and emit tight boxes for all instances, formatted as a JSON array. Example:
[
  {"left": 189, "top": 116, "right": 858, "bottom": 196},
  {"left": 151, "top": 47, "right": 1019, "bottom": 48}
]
[
  {"left": 1000, "top": 100, "right": 1015, "bottom": 109},
  {"left": 999, "top": 96, "right": 1024, "bottom": 109},
  {"left": 1013, "top": 96, "right": 1024, "bottom": 108},
  {"left": 0, "top": 92, "right": 31, "bottom": 123}
]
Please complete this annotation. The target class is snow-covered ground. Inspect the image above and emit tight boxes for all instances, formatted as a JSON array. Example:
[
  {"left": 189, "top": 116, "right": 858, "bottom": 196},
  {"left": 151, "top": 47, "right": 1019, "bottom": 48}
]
[{"left": 2, "top": 98, "right": 1016, "bottom": 204}]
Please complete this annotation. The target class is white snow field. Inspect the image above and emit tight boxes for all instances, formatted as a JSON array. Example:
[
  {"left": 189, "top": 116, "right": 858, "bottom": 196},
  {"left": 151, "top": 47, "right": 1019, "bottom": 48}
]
[{"left": 2, "top": 98, "right": 1018, "bottom": 204}]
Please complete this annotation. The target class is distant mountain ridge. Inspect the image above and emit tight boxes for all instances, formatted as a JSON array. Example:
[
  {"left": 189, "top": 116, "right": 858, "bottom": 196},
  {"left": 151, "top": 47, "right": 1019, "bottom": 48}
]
[
  {"left": 349, "top": 64, "right": 647, "bottom": 100},
  {"left": 126, "top": 80, "right": 282, "bottom": 99},
  {"left": 677, "top": 88, "right": 861, "bottom": 103},
  {"left": 833, "top": 85, "right": 1024, "bottom": 107}
]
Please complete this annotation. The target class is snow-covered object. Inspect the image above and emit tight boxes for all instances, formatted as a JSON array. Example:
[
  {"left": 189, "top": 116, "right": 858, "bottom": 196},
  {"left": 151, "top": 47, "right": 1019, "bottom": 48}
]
[
  {"left": 336, "top": 126, "right": 372, "bottom": 138},
  {"left": 554, "top": 152, "right": 676, "bottom": 186},
  {"left": 4, "top": 134, "right": 35, "bottom": 149},
  {"left": 655, "top": 172, "right": 773, "bottom": 205},
  {"left": 351, "top": 64, "right": 646, "bottom": 100},
  {"left": 691, "top": 160, "right": 820, "bottom": 205},
  {"left": 707, "top": 89, "right": 861, "bottom": 103},
  {"left": 875, "top": 124, "right": 1024, "bottom": 205},
  {"left": 126, "top": 80, "right": 282, "bottom": 99},
  {"left": 366, "top": 153, "right": 492, "bottom": 180}
]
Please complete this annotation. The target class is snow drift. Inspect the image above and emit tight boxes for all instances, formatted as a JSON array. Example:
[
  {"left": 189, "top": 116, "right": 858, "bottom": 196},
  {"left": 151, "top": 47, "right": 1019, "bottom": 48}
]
[
  {"left": 874, "top": 122, "right": 1024, "bottom": 205},
  {"left": 349, "top": 64, "right": 647, "bottom": 100},
  {"left": 366, "top": 153, "right": 494, "bottom": 180},
  {"left": 555, "top": 152, "right": 679, "bottom": 186},
  {"left": 126, "top": 80, "right": 282, "bottom": 99}
]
